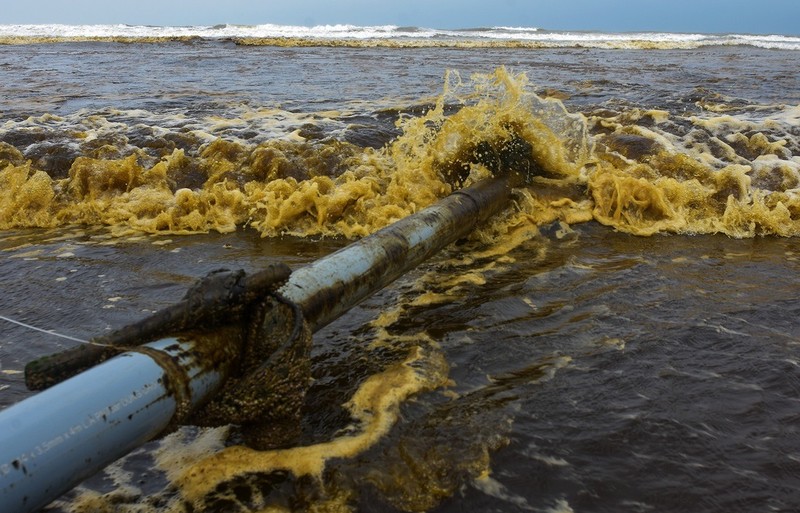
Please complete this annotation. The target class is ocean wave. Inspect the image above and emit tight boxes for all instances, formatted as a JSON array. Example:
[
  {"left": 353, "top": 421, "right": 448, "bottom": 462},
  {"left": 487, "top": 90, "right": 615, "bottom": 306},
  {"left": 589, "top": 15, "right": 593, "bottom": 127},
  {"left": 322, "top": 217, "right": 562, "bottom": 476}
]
[
  {"left": 0, "top": 24, "right": 798, "bottom": 50},
  {"left": 0, "top": 23, "right": 440, "bottom": 41}
]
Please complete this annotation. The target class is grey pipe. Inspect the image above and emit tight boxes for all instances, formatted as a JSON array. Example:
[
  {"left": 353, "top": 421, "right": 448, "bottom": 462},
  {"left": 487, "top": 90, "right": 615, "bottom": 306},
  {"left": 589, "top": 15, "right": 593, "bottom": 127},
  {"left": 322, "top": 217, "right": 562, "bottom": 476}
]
[
  {"left": 281, "top": 175, "right": 513, "bottom": 331},
  {"left": 0, "top": 334, "right": 240, "bottom": 513},
  {"left": 0, "top": 175, "right": 512, "bottom": 512}
]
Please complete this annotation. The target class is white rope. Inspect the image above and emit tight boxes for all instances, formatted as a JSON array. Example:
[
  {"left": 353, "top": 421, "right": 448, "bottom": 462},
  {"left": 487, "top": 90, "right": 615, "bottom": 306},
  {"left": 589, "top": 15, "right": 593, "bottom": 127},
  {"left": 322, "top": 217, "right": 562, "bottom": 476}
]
[{"left": 0, "top": 314, "right": 92, "bottom": 344}]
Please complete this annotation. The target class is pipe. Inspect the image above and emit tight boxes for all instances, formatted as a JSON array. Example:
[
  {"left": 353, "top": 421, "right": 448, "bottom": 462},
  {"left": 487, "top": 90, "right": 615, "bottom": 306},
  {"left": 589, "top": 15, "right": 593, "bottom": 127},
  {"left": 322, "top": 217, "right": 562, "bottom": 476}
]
[
  {"left": 0, "top": 175, "right": 513, "bottom": 512},
  {"left": 281, "top": 175, "right": 513, "bottom": 331},
  {"left": 0, "top": 329, "right": 242, "bottom": 513},
  {"left": 24, "top": 265, "right": 293, "bottom": 391}
]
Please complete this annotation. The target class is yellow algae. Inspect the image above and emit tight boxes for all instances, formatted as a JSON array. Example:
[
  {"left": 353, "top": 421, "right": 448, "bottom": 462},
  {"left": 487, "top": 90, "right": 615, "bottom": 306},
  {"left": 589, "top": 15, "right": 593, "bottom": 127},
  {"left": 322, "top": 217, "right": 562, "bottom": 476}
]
[
  {"left": 66, "top": 154, "right": 141, "bottom": 200},
  {"left": 0, "top": 142, "right": 26, "bottom": 169},
  {"left": 0, "top": 164, "right": 58, "bottom": 229},
  {"left": 585, "top": 101, "right": 800, "bottom": 237},
  {"left": 440, "top": 272, "right": 488, "bottom": 288},
  {"left": 589, "top": 147, "right": 800, "bottom": 238},
  {"left": 0, "top": 67, "right": 605, "bottom": 241},
  {"left": 2, "top": 68, "right": 800, "bottom": 242},
  {"left": 409, "top": 291, "right": 460, "bottom": 307},
  {"left": 172, "top": 345, "right": 449, "bottom": 507},
  {"left": 589, "top": 168, "right": 683, "bottom": 234},
  {"left": 368, "top": 307, "right": 404, "bottom": 330}
]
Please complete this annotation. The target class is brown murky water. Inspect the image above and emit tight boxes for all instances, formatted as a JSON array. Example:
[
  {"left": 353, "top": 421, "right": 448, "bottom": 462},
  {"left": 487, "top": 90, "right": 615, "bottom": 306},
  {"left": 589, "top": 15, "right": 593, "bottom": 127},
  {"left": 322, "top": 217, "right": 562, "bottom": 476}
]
[{"left": 1, "top": 39, "right": 800, "bottom": 512}]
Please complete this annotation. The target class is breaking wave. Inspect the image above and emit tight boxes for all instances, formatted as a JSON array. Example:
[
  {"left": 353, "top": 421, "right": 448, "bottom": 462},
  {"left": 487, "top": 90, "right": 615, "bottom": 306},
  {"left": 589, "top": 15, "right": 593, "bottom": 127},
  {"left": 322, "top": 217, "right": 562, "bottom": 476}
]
[{"left": 1, "top": 24, "right": 798, "bottom": 50}]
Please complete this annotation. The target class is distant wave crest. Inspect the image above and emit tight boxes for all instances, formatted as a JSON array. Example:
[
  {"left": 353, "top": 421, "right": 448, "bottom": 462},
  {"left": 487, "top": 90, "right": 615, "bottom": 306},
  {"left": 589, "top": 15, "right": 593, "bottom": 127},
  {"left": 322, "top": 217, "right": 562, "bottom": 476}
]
[{"left": 0, "top": 24, "right": 798, "bottom": 50}]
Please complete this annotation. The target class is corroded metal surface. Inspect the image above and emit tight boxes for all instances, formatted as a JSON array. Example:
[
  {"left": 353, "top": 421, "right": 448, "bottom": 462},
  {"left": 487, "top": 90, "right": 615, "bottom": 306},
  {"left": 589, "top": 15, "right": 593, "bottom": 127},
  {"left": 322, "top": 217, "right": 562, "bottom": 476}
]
[{"left": 280, "top": 175, "right": 513, "bottom": 331}]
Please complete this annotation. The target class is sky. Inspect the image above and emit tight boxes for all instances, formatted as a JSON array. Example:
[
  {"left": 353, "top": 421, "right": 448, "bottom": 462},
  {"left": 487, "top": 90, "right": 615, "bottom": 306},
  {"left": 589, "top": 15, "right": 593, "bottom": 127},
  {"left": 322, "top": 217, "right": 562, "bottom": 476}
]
[{"left": 2, "top": 0, "right": 799, "bottom": 36}]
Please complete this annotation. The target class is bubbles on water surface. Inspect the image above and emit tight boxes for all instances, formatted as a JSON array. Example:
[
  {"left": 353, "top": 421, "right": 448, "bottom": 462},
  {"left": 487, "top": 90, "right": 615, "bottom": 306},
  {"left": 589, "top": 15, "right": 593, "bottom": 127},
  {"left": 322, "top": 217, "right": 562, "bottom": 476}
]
[{"left": 3, "top": 61, "right": 800, "bottom": 512}]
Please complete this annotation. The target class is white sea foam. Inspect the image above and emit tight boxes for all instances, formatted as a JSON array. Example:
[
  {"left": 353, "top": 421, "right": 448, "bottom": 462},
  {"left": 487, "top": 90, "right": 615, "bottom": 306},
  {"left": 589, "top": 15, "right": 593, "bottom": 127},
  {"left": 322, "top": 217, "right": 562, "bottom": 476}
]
[
  {"left": 0, "top": 23, "right": 798, "bottom": 49},
  {"left": 0, "top": 23, "right": 440, "bottom": 40}
]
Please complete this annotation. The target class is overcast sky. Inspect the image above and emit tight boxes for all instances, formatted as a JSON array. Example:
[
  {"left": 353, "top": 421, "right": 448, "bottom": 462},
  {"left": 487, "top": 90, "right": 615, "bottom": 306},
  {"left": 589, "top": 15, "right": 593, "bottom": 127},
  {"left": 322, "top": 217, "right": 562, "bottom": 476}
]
[{"left": 3, "top": 0, "right": 799, "bottom": 35}]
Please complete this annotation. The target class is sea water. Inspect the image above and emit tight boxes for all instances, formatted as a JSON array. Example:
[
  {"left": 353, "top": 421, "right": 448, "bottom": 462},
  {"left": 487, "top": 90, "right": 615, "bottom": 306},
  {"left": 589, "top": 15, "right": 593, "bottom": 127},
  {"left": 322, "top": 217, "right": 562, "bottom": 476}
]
[{"left": 0, "top": 25, "right": 799, "bottom": 512}]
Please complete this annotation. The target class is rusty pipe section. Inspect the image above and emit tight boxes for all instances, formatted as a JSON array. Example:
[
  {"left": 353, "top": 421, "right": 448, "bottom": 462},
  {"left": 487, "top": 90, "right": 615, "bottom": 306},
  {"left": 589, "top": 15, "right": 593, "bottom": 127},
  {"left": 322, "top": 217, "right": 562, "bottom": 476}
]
[{"left": 280, "top": 175, "right": 513, "bottom": 331}]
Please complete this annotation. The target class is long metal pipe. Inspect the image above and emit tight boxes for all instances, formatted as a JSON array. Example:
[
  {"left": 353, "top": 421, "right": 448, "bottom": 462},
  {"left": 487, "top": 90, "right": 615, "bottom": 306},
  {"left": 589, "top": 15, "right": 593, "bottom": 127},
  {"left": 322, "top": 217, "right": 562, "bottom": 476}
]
[
  {"left": 0, "top": 175, "right": 512, "bottom": 512},
  {"left": 280, "top": 175, "right": 513, "bottom": 331},
  {"left": 0, "top": 333, "right": 240, "bottom": 513}
]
